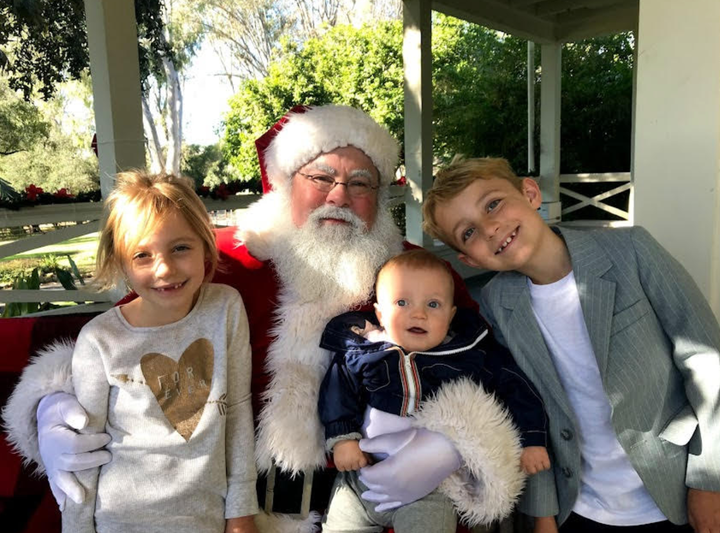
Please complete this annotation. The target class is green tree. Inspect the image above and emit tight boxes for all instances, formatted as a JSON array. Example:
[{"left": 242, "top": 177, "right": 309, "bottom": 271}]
[
  {"left": 223, "top": 21, "right": 404, "bottom": 185},
  {"left": 222, "top": 15, "right": 634, "bottom": 188},
  {"left": 0, "top": 0, "right": 170, "bottom": 100},
  {"left": 561, "top": 34, "right": 634, "bottom": 174},
  {"left": 0, "top": 77, "right": 50, "bottom": 156},
  {"left": 182, "top": 142, "right": 245, "bottom": 189},
  {"left": 0, "top": 76, "right": 98, "bottom": 194}
]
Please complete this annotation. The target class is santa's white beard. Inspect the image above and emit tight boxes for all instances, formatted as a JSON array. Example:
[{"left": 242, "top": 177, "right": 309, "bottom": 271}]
[{"left": 271, "top": 202, "right": 403, "bottom": 313}]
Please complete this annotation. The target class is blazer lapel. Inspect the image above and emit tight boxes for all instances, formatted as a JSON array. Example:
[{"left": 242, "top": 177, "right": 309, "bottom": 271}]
[
  {"left": 559, "top": 228, "right": 616, "bottom": 381},
  {"left": 501, "top": 274, "right": 575, "bottom": 417}
]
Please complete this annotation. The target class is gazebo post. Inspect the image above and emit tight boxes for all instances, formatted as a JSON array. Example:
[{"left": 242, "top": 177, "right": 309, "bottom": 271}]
[
  {"left": 403, "top": 0, "right": 434, "bottom": 248},
  {"left": 84, "top": 0, "right": 146, "bottom": 200},
  {"left": 539, "top": 43, "right": 562, "bottom": 224}
]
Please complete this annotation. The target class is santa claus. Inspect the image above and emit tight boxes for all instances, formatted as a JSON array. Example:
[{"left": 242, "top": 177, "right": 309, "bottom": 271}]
[{"left": 4, "top": 105, "right": 524, "bottom": 532}]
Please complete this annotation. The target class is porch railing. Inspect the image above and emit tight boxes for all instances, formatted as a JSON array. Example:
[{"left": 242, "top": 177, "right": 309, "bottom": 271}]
[
  {"left": 1, "top": 186, "right": 407, "bottom": 316},
  {"left": 559, "top": 172, "right": 632, "bottom": 227},
  {"left": 0, "top": 195, "right": 259, "bottom": 314}
]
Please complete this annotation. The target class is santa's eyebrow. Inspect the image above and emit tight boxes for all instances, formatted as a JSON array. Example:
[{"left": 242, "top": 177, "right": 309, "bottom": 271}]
[
  {"left": 305, "top": 162, "right": 336, "bottom": 175},
  {"left": 349, "top": 168, "right": 373, "bottom": 179}
]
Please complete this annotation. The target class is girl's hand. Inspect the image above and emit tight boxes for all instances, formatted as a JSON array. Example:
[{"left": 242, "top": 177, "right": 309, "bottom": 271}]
[
  {"left": 521, "top": 446, "right": 551, "bottom": 475},
  {"left": 333, "top": 439, "right": 371, "bottom": 471},
  {"left": 225, "top": 515, "right": 258, "bottom": 533},
  {"left": 534, "top": 515, "right": 558, "bottom": 533}
]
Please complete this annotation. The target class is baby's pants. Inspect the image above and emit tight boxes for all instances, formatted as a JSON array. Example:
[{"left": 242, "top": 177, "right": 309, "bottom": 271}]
[{"left": 321, "top": 471, "right": 457, "bottom": 533}]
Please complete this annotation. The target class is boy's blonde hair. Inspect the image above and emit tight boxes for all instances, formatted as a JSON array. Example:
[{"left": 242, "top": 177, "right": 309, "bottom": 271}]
[
  {"left": 376, "top": 249, "right": 454, "bottom": 296},
  {"left": 423, "top": 156, "right": 522, "bottom": 249},
  {"left": 94, "top": 170, "right": 218, "bottom": 291}
]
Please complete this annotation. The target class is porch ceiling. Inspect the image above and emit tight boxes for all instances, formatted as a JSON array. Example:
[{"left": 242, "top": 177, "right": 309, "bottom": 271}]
[{"left": 432, "top": 0, "right": 638, "bottom": 43}]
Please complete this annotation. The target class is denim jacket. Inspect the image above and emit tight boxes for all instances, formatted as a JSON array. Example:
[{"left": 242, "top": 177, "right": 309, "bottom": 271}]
[{"left": 318, "top": 308, "right": 547, "bottom": 448}]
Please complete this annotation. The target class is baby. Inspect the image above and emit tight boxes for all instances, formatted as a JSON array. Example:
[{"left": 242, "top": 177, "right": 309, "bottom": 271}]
[{"left": 318, "top": 248, "right": 549, "bottom": 532}]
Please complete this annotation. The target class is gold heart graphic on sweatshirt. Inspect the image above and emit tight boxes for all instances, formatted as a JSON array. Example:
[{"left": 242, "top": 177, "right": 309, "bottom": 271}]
[{"left": 141, "top": 338, "right": 214, "bottom": 441}]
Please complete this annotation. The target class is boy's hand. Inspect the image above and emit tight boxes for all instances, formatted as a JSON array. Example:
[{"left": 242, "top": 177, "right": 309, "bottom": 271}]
[
  {"left": 533, "top": 516, "right": 558, "bottom": 533},
  {"left": 333, "top": 439, "right": 371, "bottom": 471},
  {"left": 688, "top": 488, "right": 720, "bottom": 533},
  {"left": 225, "top": 515, "right": 259, "bottom": 533},
  {"left": 520, "top": 446, "right": 551, "bottom": 475}
]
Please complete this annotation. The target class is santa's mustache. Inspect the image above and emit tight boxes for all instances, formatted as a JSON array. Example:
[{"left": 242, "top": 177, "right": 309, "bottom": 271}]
[{"left": 306, "top": 205, "right": 366, "bottom": 231}]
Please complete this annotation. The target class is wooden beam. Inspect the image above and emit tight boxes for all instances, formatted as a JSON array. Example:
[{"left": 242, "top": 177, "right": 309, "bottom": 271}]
[
  {"left": 0, "top": 195, "right": 263, "bottom": 229},
  {"left": 0, "top": 222, "right": 96, "bottom": 260},
  {"left": 526, "top": 0, "right": 628, "bottom": 18},
  {"left": 434, "top": 0, "right": 556, "bottom": 43},
  {"left": 509, "top": 0, "right": 546, "bottom": 7},
  {"left": 555, "top": 1, "right": 638, "bottom": 40},
  {"left": 0, "top": 289, "right": 114, "bottom": 303},
  {"left": 560, "top": 172, "right": 632, "bottom": 183}
]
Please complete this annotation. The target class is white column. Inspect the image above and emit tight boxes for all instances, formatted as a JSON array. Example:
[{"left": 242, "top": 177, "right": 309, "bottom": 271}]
[
  {"left": 539, "top": 43, "right": 562, "bottom": 223},
  {"left": 633, "top": 0, "right": 720, "bottom": 317},
  {"left": 84, "top": 0, "right": 146, "bottom": 199},
  {"left": 403, "top": 0, "right": 433, "bottom": 247},
  {"left": 527, "top": 42, "right": 536, "bottom": 175}
]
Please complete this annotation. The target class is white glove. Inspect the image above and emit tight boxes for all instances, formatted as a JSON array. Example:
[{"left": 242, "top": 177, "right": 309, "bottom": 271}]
[
  {"left": 358, "top": 427, "right": 461, "bottom": 512},
  {"left": 37, "top": 392, "right": 112, "bottom": 510}
]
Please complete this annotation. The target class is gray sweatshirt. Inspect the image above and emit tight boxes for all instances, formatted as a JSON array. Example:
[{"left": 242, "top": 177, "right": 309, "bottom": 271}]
[{"left": 63, "top": 283, "right": 258, "bottom": 533}]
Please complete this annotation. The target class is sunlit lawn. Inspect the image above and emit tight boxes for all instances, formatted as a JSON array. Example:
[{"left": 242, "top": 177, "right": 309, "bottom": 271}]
[{"left": 0, "top": 232, "right": 99, "bottom": 287}]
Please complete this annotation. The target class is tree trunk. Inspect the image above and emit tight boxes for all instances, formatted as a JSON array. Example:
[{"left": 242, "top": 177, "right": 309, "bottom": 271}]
[
  {"left": 142, "top": 94, "right": 164, "bottom": 173},
  {"left": 164, "top": 56, "right": 183, "bottom": 175}
]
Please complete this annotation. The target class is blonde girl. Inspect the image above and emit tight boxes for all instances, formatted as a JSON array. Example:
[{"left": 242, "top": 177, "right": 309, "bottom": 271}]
[{"left": 63, "top": 171, "right": 258, "bottom": 533}]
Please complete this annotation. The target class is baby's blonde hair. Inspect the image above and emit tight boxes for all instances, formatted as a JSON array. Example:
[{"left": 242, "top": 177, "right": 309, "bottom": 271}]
[
  {"left": 94, "top": 170, "right": 218, "bottom": 291},
  {"left": 376, "top": 249, "right": 455, "bottom": 298}
]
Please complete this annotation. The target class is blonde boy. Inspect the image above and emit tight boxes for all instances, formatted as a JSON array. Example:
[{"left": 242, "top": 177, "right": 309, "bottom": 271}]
[{"left": 423, "top": 157, "right": 720, "bottom": 533}]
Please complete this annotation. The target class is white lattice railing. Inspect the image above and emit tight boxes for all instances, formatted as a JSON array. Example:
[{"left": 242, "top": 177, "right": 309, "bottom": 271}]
[
  {"left": 0, "top": 195, "right": 259, "bottom": 313},
  {"left": 559, "top": 172, "right": 632, "bottom": 227},
  {"left": 0, "top": 186, "right": 407, "bottom": 315}
]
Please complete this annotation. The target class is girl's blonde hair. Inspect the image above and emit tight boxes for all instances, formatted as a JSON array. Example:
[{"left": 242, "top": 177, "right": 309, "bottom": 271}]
[{"left": 94, "top": 170, "right": 218, "bottom": 291}]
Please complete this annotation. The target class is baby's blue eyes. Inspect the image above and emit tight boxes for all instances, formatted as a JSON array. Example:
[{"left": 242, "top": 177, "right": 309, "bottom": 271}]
[{"left": 395, "top": 299, "right": 441, "bottom": 308}]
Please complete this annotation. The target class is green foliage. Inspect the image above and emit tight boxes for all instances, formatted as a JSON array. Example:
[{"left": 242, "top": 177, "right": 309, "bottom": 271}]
[
  {"left": 181, "top": 143, "right": 248, "bottom": 190},
  {"left": 0, "top": 78, "right": 50, "bottom": 155},
  {"left": 2, "top": 268, "right": 41, "bottom": 317},
  {"left": 0, "top": 75, "right": 99, "bottom": 194},
  {"left": 432, "top": 18, "right": 534, "bottom": 171},
  {"left": 222, "top": 15, "right": 634, "bottom": 188},
  {"left": 1, "top": 254, "right": 86, "bottom": 316},
  {"left": 0, "top": 0, "right": 170, "bottom": 100},
  {"left": 561, "top": 34, "right": 634, "bottom": 174},
  {"left": 223, "top": 21, "right": 404, "bottom": 185},
  {"left": 0, "top": 129, "right": 99, "bottom": 193}
]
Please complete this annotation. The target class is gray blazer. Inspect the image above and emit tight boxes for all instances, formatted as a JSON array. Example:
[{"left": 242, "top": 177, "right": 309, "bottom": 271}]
[{"left": 479, "top": 226, "right": 720, "bottom": 525}]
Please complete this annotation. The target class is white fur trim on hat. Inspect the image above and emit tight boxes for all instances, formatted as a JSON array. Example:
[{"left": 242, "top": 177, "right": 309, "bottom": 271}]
[{"left": 264, "top": 105, "right": 399, "bottom": 192}]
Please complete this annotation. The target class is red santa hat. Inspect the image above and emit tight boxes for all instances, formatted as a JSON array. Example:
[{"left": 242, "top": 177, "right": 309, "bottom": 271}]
[{"left": 255, "top": 104, "right": 399, "bottom": 194}]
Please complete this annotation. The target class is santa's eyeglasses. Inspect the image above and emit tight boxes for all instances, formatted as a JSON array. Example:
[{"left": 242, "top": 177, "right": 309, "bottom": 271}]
[{"left": 296, "top": 171, "right": 379, "bottom": 197}]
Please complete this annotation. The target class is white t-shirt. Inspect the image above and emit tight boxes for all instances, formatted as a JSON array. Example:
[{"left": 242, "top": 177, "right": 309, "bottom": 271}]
[{"left": 529, "top": 272, "right": 666, "bottom": 526}]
